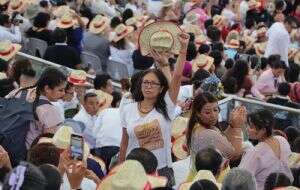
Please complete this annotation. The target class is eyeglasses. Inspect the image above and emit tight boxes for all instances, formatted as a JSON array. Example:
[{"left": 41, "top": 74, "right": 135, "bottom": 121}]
[{"left": 142, "top": 81, "right": 161, "bottom": 88}]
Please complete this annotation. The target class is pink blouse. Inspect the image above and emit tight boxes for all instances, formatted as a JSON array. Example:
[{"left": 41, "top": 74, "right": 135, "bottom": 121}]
[{"left": 239, "top": 136, "right": 294, "bottom": 190}]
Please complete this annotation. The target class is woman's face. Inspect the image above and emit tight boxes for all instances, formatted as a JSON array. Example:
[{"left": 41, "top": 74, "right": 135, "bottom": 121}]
[
  {"left": 197, "top": 102, "right": 219, "bottom": 127},
  {"left": 45, "top": 82, "right": 66, "bottom": 102},
  {"left": 141, "top": 72, "right": 163, "bottom": 100},
  {"left": 247, "top": 120, "right": 267, "bottom": 140}
]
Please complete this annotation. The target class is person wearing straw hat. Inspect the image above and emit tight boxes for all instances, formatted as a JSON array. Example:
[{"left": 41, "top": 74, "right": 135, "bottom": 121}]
[
  {"left": 110, "top": 23, "right": 135, "bottom": 75},
  {"left": 158, "top": 0, "right": 179, "bottom": 22},
  {"left": 0, "top": 40, "right": 21, "bottom": 62},
  {"left": 8, "top": 0, "right": 26, "bottom": 13},
  {"left": 119, "top": 31, "right": 190, "bottom": 187},
  {"left": 192, "top": 54, "right": 215, "bottom": 73},
  {"left": 0, "top": 13, "right": 22, "bottom": 43},
  {"left": 83, "top": 15, "right": 111, "bottom": 72}
]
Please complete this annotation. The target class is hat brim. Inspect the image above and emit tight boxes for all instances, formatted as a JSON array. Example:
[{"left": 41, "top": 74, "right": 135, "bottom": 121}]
[
  {"left": 172, "top": 135, "right": 189, "bottom": 160},
  {"left": 89, "top": 18, "right": 109, "bottom": 34},
  {"left": 98, "top": 171, "right": 167, "bottom": 190},
  {"left": 112, "top": 26, "right": 134, "bottom": 42},
  {"left": 67, "top": 78, "right": 92, "bottom": 87},
  {"left": 52, "top": 5, "right": 70, "bottom": 18},
  {"left": 139, "top": 21, "right": 182, "bottom": 56},
  {"left": 225, "top": 44, "right": 240, "bottom": 49},
  {"left": 0, "top": 43, "right": 21, "bottom": 61},
  {"left": 8, "top": 2, "right": 26, "bottom": 13}
]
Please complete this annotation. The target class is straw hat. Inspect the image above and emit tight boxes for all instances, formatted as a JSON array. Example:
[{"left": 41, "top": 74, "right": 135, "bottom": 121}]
[
  {"left": 288, "top": 48, "right": 298, "bottom": 60},
  {"left": 24, "top": 3, "right": 40, "bottom": 19},
  {"left": 52, "top": 126, "right": 90, "bottom": 161},
  {"left": 52, "top": 5, "right": 70, "bottom": 18},
  {"left": 256, "top": 27, "right": 267, "bottom": 38},
  {"left": 183, "top": 12, "right": 199, "bottom": 25},
  {"left": 94, "top": 90, "right": 113, "bottom": 112},
  {"left": 294, "top": 51, "right": 300, "bottom": 65},
  {"left": 136, "top": 15, "right": 150, "bottom": 23},
  {"left": 8, "top": 0, "right": 26, "bottom": 13},
  {"left": 0, "top": 0, "right": 8, "bottom": 5},
  {"left": 248, "top": 0, "right": 261, "bottom": 10},
  {"left": 67, "top": 70, "right": 92, "bottom": 87},
  {"left": 181, "top": 24, "right": 202, "bottom": 36},
  {"left": 144, "top": 19, "right": 155, "bottom": 26},
  {"left": 139, "top": 21, "right": 182, "bottom": 56},
  {"left": 0, "top": 40, "right": 21, "bottom": 61},
  {"left": 192, "top": 54, "right": 214, "bottom": 72},
  {"left": 57, "top": 11, "right": 89, "bottom": 29},
  {"left": 213, "top": 15, "right": 224, "bottom": 28},
  {"left": 254, "top": 42, "right": 267, "bottom": 57},
  {"left": 98, "top": 160, "right": 167, "bottom": 190},
  {"left": 195, "top": 34, "right": 207, "bottom": 46},
  {"left": 89, "top": 15, "right": 110, "bottom": 34},
  {"left": 171, "top": 116, "right": 188, "bottom": 140},
  {"left": 112, "top": 24, "right": 134, "bottom": 42},
  {"left": 125, "top": 17, "right": 143, "bottom": 28},
  {"left": 225, "top": 30, "right": 239, "bottom": 44},
  {"left": 225, "top": 39, "right": 240, "bottom": 49},
  {"left": 162, "top": 0, "right": 174, "bottom": 7},
  {"left": 243, "top": 35, "right": 255, "bottom": 49},
  {"left": 178, "top": 170, "right": 222, "bottom": 190},
  {"left": 172, "top": 135, "right": 189, "bottom": 160}
]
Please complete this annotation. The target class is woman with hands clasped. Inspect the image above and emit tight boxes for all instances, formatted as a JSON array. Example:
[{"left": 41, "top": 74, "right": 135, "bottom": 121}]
[
  {"left": 119, "top": 32, "right": 190, "bottom": 187},
  {"left": 186, "top": 92, "right": 247, "bottom": 180}
]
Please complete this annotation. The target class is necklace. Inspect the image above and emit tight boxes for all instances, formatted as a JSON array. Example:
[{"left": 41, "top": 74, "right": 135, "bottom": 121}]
[{"left": 138, "top": 102, "right": 153, "bottom": 114}]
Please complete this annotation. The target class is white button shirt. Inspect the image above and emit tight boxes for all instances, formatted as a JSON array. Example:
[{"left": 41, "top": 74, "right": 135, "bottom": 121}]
[
  {"left": 265, "top": 22, "right": 290, "bottom": 67},
  {"left": 0, "top": 25, "right": 22, "bottom": 43}
]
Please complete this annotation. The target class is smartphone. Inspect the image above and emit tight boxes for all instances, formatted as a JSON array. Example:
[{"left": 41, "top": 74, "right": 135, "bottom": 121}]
[{"left": 70, "top": 134, "right": 84, "bottom": 161}]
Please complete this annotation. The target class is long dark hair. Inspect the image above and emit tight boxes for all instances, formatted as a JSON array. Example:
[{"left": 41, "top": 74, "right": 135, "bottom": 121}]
[
  {"left": 186, "top": 92, "right": 217, "bottom": 149},
  {"left": 228, "top": 59, "right": 249, "bottom": 91},
  {"left": 19, "top": 67, "right": 66, "bottom": 120},
  {"left": 132, "top": 69, "right": 170, "bottom": 120}
]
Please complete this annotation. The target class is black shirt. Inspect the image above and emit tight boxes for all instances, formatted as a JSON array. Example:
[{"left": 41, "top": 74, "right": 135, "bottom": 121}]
[
  {"left": 26, "top": 28, "right": 53, "bottom": 45},
  {"left": 43, "top": 45, "right": 81, "bottom": 69}
]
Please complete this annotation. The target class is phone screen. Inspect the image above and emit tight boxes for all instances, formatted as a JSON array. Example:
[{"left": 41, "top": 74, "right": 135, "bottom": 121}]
[{"left": 70, "top": 134, "right": 83, "bottom": 161}]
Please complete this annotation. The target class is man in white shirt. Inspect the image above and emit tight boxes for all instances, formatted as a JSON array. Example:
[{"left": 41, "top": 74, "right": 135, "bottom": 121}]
[
  {"left": 73, "top": 92, "right": 99, "bottom": 149},
  {"left": 0, "top": 13, "right": 22, "bottom": 43},
  {"left": 265, "top": 16, "right": 298, "bottom": 67}
]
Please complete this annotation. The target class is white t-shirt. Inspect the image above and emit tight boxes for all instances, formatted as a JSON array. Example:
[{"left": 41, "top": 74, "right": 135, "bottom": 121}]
[
  {"left": 120, "top": 92, "right": 176, "bottom": 169},
  {"left": 173, "top": 156, "right": 190, "bottom": 189},
  {"left": 61, "top": 175, "right": 96, "bottom": 190},
  {"left": 94, "top": 108, "right": 122, "bottom": 147}
]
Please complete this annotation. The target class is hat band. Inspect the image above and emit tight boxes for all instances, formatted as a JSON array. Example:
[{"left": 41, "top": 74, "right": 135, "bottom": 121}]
[
  {"left": 198, "top": 60, "right": 209, "bottom": 69},
  {"left": 61, "top": 20, "right": 73, "bottom": 25},
  {"left": 182, "top": 144, "right": 188, "bottom": 152},
  {"left": 11, "top": 2, "right": 22, "bottom": 10},
  {"left": 229, "top": 42, "right": 239, "bottom": 46},
  {"left": 0, "top": 46, "right": 15, "bottom": 56},
  {"left": 214, "top": 18, "right": 222, "bottom": 26},
  {"left": 94, "top": 20, "right": 105, "bottom": 28},
  {"left": 68, "top": 77, "right": 87, "bottom": 84},
  {"left": 117, "top": 28, "right": 128, "bottom": 37}
]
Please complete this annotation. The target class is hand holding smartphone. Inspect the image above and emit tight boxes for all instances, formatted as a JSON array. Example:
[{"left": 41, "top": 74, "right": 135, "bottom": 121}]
[{"left": 70, "top": 134, "right": 84, "bottom": 161}]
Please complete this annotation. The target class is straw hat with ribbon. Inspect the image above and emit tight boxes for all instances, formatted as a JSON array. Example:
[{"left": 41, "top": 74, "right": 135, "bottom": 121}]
[
  {"left": 52, "top": 126, "right": 90, "bottom": 161},
  {"left": 225, "top": 30, "right": 239, "bottom": 44},
  {"left": 192, "top": 54, "right": 214, "bottom": 72},
  {"left": 172, "top": 135, "right": 189, "bottom": 160},
  {"left": 112, "top": 24, "right": 134, "bottom": 42},
  {"left": 24, "top": 3, "right": 40, "bottom": 19},
  {"left": 195, "top": 34, "right": 207, "bottom": 46},
  {"left": 98, "top": 160, "right": 167, "bottom": 190},
  {"left": 57, "top": 11, "right": 89, "bottom": 29},
  {"left": 94, "top": 90, "right": 113, "bottom": 113},
  {"left": 225, "top": 39, "right": 240, "bottom": 49},
  {"left": 294, "top": 51, "right": 300, "bottom": 65},
  {"left": 8, "top": 0, "right": 26, "bottom": 13},
  {"left": 171, "top": 116, "right": 188, "bottom": 141},
  {"left": 256, "top": 27, "right": 267, "bottom": 38},
  {"left": 243, "top": 35, "right": 255, "bottom": 50},
  {"left": 139, "top": 21, "right": 182, "bottom": 56},
  {"left": 67, "top": 70, "right": 92, "bottom": 87},
  {"left": 0, "top": 40, "right": 21, "bottom": 61},
  {"left": 248, "top": 0, "right": 260, "bottom": 10},
  {"left": 162, "top": 0, "right": 174, "bottom": 7},
  {"left": 89, "top": 15, "right": 110, "bottom": 34},
  {"left": 178, "top": 170, "right": 222, "bottom": 190},
  {"left": 213, "top": 15, "right": 225, "bottom": 28},
  {"left": 254, "top": 42, "right": 267, "bottom": 57}
]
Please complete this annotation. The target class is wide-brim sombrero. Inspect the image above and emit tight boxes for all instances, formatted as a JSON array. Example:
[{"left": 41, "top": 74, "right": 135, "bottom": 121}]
[
  {"left": 0, "top": 41, "right": 21, "bottom": 61},
  {"left": 57, "top": 15, "right": 89, "bottom": 29},
  {"left": 192, "top": 54, "right": 214, "bottom": 72},
  {"left": 139, "top": 21, "right": 182, "bottom": 56},
  {"left": 89, "top": 15, "right": 110, "bottom": 34},
  {"left": 112, "top": 25, "right": 135, "bottom": 43},
  {"left": 172, "top": 135, "right": 189, "bottom": 160}
]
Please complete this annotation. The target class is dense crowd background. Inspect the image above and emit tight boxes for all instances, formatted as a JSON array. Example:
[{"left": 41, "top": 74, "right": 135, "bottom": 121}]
[{"left": 0, "top": 0, "right": 300, "bottom": 189}]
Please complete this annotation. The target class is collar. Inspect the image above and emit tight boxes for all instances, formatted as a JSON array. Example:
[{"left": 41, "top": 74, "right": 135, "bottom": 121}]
[
  {"left": 79, "top": 107, "right": 98, "bottom": 118},
  {"left": 55, "top": 43, "right": 68, "bottom": 46}
]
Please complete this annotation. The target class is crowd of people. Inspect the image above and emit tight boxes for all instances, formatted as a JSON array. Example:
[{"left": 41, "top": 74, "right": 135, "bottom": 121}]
[{"left": 0, "top": 0, "right": 300, "bottom": 189}]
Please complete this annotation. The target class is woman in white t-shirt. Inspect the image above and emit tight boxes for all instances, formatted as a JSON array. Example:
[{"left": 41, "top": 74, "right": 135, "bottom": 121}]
[{"left": 119, "top": 33, "right": 189, "bottom": 186}]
